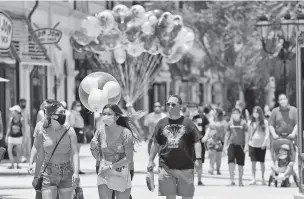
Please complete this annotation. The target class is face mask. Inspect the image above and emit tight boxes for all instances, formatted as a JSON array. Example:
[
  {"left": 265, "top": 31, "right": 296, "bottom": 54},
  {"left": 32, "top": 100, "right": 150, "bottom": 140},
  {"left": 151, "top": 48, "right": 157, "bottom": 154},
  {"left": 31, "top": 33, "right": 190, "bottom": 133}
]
[
  {"left": 253, "top": 113, "right": 259, "bottom": 118},
  {"left": 76, "top": 107, "right": 82, "bottom": 112},
  {"left": 102, "top": 116, "right": 115, "bottom": 126},
  {"left": 20, "top": 105, "right": 26, "bottom": 109},
  {"left": 278, "top": 154, "right": 288, "bottom": 160},
  {"left": 53, "top": 114, "right": 66, "bottom": 125}
]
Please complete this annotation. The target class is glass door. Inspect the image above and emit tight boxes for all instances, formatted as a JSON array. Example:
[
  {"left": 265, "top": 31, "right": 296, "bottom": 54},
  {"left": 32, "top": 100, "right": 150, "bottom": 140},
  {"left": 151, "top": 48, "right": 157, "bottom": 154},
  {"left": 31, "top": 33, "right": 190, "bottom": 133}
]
[{"left": 30, "top": 66, "right": 47, "bottom": 127}]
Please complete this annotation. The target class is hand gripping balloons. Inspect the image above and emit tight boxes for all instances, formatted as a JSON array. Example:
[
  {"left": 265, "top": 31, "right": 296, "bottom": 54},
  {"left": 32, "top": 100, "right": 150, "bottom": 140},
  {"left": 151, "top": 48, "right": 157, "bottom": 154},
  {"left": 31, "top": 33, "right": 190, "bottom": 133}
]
[
  {"left": 114, "top": 47, "right": 127, "bottom": 64},
  {"left": 79, "top": 72, "right": 121, "bottom": 113}
]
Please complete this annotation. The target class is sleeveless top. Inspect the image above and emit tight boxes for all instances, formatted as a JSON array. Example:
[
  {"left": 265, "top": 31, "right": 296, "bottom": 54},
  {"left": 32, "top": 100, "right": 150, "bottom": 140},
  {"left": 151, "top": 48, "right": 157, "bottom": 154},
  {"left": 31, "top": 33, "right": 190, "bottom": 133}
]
[
  {"left": 9, "top": 118, "right": 23, "bottom": 137},
  {"left": 208, "top": 120, "right": 227, "bottom": 142},
  {"left": 37, "top": 124, "right": 72, "bottom": 156},
  {"left": 91, "top": 125, "right": 134, "bottom": 163}
]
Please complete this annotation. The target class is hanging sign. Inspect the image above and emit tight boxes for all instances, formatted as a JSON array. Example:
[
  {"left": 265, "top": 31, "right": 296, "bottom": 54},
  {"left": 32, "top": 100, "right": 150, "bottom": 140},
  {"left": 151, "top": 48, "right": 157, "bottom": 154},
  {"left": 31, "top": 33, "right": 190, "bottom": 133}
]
[
  {"left": 31, "top": 22, "right": 62, "bottom": 50},
  {"left": 32, "top": 28, "right": 62, "bottom": 44},
  {"left": 0, "top": 11, "right": 13, "bottom": 51}
]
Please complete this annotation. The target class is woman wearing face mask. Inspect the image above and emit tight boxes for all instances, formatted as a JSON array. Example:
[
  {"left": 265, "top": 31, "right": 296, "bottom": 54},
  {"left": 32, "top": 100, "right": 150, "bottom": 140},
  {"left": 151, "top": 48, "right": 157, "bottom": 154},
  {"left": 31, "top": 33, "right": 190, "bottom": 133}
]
[
  {"left": 32, "top": 100, "right": 80, "bottom": 199},
  {"left": 90, "top": 104, "right": 137, "bottom": 199},
  {"left": 69, "top": 101, "right": 85, "bottom": 174},
  {"left": 5, "top": 105, "right": 26, "bottom": 169},
  {"left": 248, "top": 106, "right": 269, "bottom": 185}
]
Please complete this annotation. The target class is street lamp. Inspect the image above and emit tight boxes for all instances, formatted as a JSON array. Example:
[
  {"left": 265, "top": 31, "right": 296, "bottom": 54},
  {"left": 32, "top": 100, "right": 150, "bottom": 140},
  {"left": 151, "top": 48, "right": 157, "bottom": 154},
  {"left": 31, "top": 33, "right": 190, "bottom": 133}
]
[{"left": 256, "top": 13, "right": 304, "bottom": 93}]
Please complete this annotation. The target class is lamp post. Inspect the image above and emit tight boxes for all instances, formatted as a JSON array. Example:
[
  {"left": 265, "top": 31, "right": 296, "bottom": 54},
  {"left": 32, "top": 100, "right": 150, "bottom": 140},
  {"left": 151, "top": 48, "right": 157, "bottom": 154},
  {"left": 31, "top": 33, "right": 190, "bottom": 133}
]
[{"left": 256, "top": 13, "right": 304, "bottom": 94}]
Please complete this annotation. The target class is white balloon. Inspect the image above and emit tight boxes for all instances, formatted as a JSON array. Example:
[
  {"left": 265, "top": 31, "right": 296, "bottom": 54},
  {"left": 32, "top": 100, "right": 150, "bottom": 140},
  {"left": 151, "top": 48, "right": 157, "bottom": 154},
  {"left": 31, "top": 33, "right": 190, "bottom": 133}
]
[
  {"left": 113, "top": 48, "right": 127, "bottom": 64},
  {"left": 103, "top": 81, "right": 121, "bottom": 98},
  {"left": 81, "top": 76, "right": 99, "bottom": 94},
  {"left": 88, "top": 88, "right": 109, "bottom": 112}
]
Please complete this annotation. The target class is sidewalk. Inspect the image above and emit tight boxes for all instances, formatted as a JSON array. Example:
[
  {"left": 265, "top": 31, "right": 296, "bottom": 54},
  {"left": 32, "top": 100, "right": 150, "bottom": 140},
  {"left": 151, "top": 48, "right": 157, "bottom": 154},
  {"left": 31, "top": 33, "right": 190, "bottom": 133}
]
[{"left": 0, "top": 142, "right": 279, "bottom": 176}]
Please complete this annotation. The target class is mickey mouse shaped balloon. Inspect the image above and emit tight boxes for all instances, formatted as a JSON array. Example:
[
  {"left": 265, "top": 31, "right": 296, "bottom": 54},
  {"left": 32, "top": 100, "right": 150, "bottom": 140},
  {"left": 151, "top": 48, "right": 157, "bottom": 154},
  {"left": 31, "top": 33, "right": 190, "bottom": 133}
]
[{"left": 79, "top": 72, "right": 121, "bottom": 113}]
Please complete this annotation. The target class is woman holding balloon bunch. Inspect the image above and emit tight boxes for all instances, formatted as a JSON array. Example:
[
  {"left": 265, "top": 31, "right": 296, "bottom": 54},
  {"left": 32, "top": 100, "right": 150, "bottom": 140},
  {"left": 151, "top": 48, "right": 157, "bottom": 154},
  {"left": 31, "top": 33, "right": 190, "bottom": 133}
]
[{"left": 90, "top": 104, "right": 137, "bottom": 199}]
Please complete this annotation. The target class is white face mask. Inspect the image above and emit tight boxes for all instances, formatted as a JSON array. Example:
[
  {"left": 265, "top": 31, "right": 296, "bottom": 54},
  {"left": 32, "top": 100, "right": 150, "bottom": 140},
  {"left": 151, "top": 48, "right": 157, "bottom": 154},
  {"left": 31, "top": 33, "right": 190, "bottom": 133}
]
[
  {"left": 278, "top": 154, "right": 288, "bottom": 159},
  {"left": 75, "top": 107, "right": 81, "bottom": 112},
  {"left": 102, "top": 115, "right": 115, "bottom": 126}
]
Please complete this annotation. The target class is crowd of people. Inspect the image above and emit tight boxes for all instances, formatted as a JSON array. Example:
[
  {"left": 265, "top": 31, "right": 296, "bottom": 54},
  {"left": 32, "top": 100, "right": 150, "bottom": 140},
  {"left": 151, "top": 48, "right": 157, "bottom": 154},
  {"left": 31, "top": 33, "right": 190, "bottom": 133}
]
[{"left": 0, "top": 92, "right": 299, "bottom": 199}]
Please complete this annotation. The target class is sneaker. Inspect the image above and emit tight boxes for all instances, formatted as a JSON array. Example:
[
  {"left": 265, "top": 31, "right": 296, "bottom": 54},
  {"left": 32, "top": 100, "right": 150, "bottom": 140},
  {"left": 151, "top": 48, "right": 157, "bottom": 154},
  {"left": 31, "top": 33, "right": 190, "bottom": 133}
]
[
  {"left": 208, "top": 170, "right": 214, "bottom": 175},
  {"left": 198, "top": 181, "right": 204, "bottom": 186},
  {"left": 249, "top": 180, "right": 256, "bottom": 185},
  {"left": 227, "top": 182, "right": 236, "bottom": 186},
  {"left": 216, "top": 170, "right": 221, "bottom": 175},
  {"left": 79, "top": 170, "right": 85, "bottom": 175},
  {"left": 239, "top": 182, "right": 244, "bottom": 187},
  {"left": 16, "top": 165, "right": 22, "bottom": 169},
  {"left": 8, "top": 165, "right": 14, "bottom": 169}
]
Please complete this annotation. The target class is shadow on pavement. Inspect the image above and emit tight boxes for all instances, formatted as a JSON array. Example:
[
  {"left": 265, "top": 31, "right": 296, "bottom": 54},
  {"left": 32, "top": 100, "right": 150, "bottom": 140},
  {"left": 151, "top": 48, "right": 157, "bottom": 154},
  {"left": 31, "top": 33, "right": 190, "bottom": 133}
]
[{"left": 0, "top": 194, "right": 26, "bottom": 199}]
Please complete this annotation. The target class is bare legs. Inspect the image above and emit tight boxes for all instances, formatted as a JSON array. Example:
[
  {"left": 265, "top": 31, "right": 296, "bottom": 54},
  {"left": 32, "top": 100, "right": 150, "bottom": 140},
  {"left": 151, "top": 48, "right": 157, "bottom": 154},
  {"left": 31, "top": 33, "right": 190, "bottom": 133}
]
[
  {"left": 250, "top": 161, "right": 266, "bottom": 185},
  {"left": 228, "top": 163, "right": 243, "bottom": 186},
  {"left": 7, "top": 143, "right": 21, "bottom": 169}
]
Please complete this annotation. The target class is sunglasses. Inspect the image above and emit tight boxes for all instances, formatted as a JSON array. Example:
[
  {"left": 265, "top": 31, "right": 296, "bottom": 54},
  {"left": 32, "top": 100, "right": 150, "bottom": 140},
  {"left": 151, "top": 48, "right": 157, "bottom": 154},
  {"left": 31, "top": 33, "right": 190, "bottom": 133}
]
[{"left": 166, "top": 102, "right": 178, "bottom": 107}]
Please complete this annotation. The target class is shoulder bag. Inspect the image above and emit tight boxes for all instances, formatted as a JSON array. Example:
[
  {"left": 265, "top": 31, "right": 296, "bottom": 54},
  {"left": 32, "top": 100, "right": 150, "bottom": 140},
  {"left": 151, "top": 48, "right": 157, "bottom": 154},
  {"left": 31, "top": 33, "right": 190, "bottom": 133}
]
[{"left": 35, "top": 126, "right": 71, "bottom": 191}]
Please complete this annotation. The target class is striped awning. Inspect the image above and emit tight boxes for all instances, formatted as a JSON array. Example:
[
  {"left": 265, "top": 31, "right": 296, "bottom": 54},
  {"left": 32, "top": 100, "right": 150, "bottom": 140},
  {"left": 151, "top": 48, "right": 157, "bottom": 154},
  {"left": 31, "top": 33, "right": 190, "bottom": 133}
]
[
  {"left": 0, "top": 49, "right": 16, "bottom": 64},
  {"left": 7, "top": 13, "right": 51, "bottom": 66}
]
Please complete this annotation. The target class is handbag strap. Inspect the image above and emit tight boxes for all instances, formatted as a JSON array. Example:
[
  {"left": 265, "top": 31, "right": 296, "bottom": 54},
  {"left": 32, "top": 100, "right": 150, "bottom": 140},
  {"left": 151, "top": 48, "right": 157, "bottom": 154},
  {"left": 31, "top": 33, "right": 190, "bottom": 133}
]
[
  {"left": 249, "top": 122, "right": 259, "bottom": 140},
  {"left": 41, "top": 126, "right": 70, "bottom": 174}
]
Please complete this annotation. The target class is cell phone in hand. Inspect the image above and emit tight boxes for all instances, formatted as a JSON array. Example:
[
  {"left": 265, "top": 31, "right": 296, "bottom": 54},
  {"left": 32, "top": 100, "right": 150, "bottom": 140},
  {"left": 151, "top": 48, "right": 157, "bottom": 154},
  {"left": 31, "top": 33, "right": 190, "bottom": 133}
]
[{"left": 0, "top": 147, "right": 6, "bottom": 163}]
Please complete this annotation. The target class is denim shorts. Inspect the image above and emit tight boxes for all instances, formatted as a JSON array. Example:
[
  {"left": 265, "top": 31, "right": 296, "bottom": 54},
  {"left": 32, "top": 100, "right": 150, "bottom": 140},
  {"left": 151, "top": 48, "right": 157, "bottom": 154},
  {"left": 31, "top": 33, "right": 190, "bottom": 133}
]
[
  {"left": 158, "top": 167, "right": 195, "bottom": 197},
  {"left": 41, "top": 161, "right": 74, "bottom": 191}
]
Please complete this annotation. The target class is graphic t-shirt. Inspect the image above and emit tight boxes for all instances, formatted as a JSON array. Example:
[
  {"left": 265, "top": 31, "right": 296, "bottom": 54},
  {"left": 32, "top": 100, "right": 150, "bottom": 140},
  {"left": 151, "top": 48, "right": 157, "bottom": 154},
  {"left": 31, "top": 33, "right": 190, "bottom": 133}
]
[
  {"left": 227, "top": 120, "right": 247, "bottom": 145},
  {"left": 153, "top": 116, "right": 201, "bottom": 170}
]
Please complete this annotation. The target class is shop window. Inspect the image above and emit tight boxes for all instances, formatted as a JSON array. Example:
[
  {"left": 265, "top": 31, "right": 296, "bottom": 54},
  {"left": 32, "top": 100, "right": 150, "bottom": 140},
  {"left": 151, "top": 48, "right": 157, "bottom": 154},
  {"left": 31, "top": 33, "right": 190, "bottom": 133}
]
[
  {"left": 149, "top": 82, "right": 167, "bottom": 112},
  {"left": 30, "top": 66, "right": 47, "bottom": 126},
  {"left": 74, "top": 0, "right": 89, "bottom": 13}
]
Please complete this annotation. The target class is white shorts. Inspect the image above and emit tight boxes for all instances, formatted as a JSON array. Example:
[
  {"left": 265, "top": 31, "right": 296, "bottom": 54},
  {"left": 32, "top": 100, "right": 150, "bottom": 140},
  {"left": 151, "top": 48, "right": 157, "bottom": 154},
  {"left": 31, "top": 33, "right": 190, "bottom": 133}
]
[{"left": 7, "top": 136, "right": 23, "bottom": 145}]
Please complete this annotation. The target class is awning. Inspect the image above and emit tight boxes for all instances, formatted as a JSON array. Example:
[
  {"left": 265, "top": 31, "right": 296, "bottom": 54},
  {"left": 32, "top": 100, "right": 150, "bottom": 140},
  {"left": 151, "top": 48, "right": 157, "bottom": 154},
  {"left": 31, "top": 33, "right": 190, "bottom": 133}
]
[
  {"left": 5, "top": 12, "right": 51, "bottom": 66},
  {"left": 0, "top": 49, "right": 16, "bottom": 64},
  {"left": 0, "top": 77, "right": 9, "bottom": 82}
]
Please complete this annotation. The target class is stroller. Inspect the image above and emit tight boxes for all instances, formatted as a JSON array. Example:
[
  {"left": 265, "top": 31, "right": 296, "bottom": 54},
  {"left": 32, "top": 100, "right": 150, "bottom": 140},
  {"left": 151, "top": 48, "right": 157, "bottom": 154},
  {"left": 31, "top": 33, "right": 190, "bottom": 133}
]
[{"left": 268, "top": 135, "right": 298, "bottom": 187}]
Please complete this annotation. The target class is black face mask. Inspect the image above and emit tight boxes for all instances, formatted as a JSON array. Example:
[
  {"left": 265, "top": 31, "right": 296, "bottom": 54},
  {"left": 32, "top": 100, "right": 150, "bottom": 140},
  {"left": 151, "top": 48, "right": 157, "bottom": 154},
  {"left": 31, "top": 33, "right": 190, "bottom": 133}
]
[
  {"left": 20, "top": 105, "right": 26, "bottom": 109},
  {"left": 53, "top": 114, "right": 66, "bottom": 125}
]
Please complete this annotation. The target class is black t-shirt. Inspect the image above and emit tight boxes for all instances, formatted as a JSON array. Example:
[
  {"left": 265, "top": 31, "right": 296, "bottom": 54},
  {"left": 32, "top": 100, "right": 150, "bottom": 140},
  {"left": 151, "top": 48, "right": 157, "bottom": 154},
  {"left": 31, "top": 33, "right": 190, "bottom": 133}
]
[
  {"left": 192, "top": 114, "right": 210, "bottom": 137},
  {"left": 153, "top": 116, "right": 201, "bottom": 170}
]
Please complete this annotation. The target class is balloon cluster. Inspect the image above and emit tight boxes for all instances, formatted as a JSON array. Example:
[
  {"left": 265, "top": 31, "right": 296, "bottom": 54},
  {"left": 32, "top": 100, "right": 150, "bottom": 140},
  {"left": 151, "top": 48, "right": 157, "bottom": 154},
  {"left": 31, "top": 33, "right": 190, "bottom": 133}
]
[
  {"left": 79, "top": 72, "right": 121, "bottom": 113},
  {"left": 70, "top": 4, "right": 195, "bottom": 64}
]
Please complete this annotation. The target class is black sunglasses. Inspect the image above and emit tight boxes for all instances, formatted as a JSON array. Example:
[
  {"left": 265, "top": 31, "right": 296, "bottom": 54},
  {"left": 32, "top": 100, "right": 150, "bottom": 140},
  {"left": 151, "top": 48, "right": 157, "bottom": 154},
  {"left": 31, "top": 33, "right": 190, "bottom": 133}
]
[{"left": 166, "top": 102, "right": 178, "bottom": 107}]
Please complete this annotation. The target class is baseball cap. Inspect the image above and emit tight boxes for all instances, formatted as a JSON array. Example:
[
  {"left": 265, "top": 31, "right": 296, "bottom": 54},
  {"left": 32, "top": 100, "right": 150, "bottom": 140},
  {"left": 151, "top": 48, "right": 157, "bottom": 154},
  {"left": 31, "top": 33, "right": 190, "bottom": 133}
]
[{"left": 9, "top": 105, "right": 22, "bottom": 113}]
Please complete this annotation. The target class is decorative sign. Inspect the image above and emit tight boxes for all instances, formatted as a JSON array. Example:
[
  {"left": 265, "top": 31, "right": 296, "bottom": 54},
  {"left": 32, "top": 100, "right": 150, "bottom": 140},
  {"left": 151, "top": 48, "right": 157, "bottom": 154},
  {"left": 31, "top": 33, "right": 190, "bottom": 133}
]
[
  {"left": 0, "top": 11, "right": 13, "bottom": 51},
  {"left": 32, "top": 28, "right": 62, "bottom": 44},
  {"left": 32, "top": 22, "right": 62, "bottom": 50}
]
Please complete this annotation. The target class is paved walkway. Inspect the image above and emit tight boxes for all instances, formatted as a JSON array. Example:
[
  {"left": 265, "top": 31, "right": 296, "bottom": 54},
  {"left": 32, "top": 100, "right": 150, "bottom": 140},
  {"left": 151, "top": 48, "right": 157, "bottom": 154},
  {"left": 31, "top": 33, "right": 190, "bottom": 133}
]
[{"left": 0, "top": 141, "right": 296, "bottom": 180}]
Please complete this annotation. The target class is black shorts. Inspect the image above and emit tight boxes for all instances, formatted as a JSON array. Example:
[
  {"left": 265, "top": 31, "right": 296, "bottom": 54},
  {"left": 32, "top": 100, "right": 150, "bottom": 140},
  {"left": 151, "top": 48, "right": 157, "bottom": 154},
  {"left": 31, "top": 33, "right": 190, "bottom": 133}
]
[
  {"left": 228, "top": 144, "right": 245, "bottom": 166},
  {"left": 74, "top": 128, "right": 85, "bottom": 143},
  {"left": 249, "top": 146, "right": 266, "bottom": 163}
]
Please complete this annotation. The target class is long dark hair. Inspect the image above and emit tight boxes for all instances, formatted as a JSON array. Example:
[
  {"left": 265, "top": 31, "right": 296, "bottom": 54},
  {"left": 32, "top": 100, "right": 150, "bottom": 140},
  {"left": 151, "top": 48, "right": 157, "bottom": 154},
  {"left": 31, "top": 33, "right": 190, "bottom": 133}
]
[
  {"left": 102, "top": 104, "right": 139, "bottom": 144},
  {"left": 214, "top": 107, "right": 224, "bottom": 122},
  {"left": 250, "top": 106, "right": 266, "bottom": 131}
]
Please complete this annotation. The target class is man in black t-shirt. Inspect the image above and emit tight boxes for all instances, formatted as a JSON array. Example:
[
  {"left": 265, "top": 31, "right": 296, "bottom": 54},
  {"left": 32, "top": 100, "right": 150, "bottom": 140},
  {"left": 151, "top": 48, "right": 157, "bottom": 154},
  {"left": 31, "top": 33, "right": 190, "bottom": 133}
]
[
  {"left": 148, "top": 95, "right": 202, "bottom": 199},
  {"left": 192, "top": 105, "right": 211, "bottom": 185}
]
